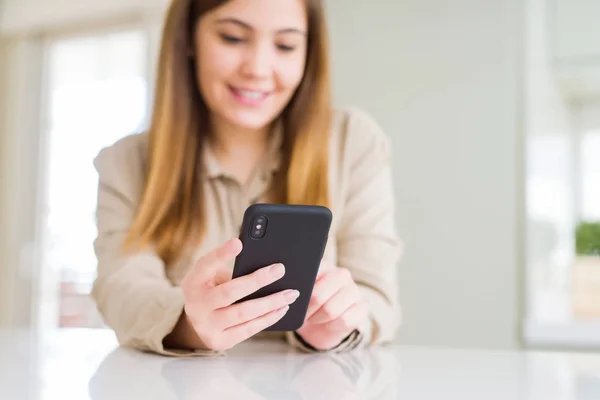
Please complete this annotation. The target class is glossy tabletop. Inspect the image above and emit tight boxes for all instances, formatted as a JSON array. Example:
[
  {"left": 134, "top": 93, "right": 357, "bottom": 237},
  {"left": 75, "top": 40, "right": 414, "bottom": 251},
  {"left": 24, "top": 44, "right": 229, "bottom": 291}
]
[{"left": 1, "top": 328, "right": 600, "bottom": 399}]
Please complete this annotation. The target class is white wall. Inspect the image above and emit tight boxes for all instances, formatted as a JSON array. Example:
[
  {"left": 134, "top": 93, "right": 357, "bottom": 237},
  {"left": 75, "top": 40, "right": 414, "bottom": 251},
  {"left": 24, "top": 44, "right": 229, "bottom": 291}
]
[
  {"left": 0, "top": 38, "right": 13, "bottom": 327},
  {"left": 553, "top": 0, "right": 600, "bottom": 61},
  {"left": 326, "top": 0, "right": 523, "bottom": 349},
  {"left": 577, "top": 101, "right": 600, "bottom": 130},
  {"left": 0, "top": 0, "right": 168, "bottom": 34},
  {"left": 551, "top": 0, "right": 600, "bottom": 102},
  {"left": 0, "top": 38, "right": 19, "bottom": 327}
]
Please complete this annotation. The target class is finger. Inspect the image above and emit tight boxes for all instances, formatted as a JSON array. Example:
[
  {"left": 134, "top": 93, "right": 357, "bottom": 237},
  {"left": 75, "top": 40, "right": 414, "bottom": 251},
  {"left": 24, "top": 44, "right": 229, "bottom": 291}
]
[
  {"left": 214, "top": 289, "right": 300, "bottom": 329},
  {"left": 213, "top": 266, "right": 232, "bottom": 287},
  {"left": 304, "top": 269, "right": 347, "bottom": 320},
  {"left": 317, "top": 260, "right": 334, "bottom": 279},
  {"left": 316, "top": 270, "right": 327, "bottom": 280},
  {"left": 322, "top": 301, "right": 369, "bottom": 332},
  {"left": 219, "top": 305, "right": 290, "bottom": 348},
  {"left": 210, "top": 263, "right": 286, "bottom": 308},
  {"left": 187, "top": 239, "right": 242, "bottom": 285},
  {"left": 308, "top": 285, "right": 359, "bottom": 325}
]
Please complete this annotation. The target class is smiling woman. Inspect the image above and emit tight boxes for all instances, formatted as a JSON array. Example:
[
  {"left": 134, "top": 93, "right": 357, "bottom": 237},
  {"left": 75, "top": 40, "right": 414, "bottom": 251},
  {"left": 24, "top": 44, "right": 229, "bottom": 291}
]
[
  {"left": 197, "top": 10, "right": 309, "bottom": 125},
  {"left": 91, "top": 0, "right": 402, "bottom": 357}
]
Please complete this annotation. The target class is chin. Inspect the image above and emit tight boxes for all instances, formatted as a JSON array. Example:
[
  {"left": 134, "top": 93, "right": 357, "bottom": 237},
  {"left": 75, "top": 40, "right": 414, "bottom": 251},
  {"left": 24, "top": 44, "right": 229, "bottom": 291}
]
[{"left": 225, "top": 112, "right": 279, "bottom": 131}]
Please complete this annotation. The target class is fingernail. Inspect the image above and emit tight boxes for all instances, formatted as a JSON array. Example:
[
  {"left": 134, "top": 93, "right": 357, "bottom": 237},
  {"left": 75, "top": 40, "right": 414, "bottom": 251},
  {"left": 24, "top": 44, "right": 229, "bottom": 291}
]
[
  {"left": 270, "top": 263, "right": 285, "bottom": 277},
  {"left": 283, "top": 290, "right": 300, "bottom": 302}
]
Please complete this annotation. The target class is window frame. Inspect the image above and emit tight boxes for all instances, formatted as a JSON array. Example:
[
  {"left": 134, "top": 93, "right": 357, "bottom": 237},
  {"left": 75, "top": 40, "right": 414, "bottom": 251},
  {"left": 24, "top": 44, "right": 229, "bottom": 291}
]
[
  {"left": 12, "top": 15, "right": 164, "bottom": 331},
  {"left": 524, "top": 99, "right": 600, "bottom": 349}
]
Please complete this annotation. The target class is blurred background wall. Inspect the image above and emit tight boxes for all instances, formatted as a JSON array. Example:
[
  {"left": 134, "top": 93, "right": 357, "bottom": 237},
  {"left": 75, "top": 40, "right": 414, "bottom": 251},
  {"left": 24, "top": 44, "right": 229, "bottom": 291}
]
[
  {"left": 327, "top": 0, "right": 523, "bottom": 349},
  {"left": 1, "top": 0, "right": 600, "bottom": 351}
]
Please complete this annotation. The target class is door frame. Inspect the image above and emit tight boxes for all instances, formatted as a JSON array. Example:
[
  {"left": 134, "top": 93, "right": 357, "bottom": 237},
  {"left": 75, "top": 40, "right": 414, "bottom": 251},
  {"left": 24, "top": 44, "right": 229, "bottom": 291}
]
[{"left": 1, "top": 13, "right": 163, "bottom": 330}]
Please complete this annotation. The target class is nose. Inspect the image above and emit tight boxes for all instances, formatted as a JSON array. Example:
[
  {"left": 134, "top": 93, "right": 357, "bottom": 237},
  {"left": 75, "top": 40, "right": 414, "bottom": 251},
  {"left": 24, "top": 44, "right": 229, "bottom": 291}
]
[{"left": 241, "top": 41, "right": 273, "bottom": 79}]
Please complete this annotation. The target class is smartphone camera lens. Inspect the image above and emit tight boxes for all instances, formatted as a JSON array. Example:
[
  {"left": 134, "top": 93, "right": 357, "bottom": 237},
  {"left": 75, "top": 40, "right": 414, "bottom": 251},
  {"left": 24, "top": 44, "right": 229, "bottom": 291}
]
[{"left": 250, "top": 215, "right": 268, "bottom": 239}]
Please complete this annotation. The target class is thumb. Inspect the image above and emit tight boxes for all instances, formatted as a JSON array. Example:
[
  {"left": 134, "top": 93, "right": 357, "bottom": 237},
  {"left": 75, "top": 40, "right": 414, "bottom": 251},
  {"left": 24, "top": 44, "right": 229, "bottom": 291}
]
[{"left": 187, "top": 238, "right": 242, "bottom": 285}]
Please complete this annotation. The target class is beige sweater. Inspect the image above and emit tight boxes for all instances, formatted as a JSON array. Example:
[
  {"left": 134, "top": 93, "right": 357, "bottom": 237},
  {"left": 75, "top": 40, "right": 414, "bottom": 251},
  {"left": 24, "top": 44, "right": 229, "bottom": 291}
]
[{"left": 91, "top": 107, "right": 403, "bottom": 356}]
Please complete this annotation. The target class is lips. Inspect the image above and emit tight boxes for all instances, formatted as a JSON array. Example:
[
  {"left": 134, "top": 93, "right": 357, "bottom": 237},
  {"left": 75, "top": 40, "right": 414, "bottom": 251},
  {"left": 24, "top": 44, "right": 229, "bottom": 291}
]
[
  {"left": 229, "top": 86, "right": 271, "bottom": 105},
  {"left": 233, "top": 88, "right": 268, "bottom": 99}
]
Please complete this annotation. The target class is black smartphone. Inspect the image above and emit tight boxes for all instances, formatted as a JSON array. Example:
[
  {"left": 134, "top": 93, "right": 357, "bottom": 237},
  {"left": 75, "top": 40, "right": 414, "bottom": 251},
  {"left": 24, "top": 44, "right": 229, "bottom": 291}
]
[{"left": 232, "top": 203, "right": 332, "bottom": 331}]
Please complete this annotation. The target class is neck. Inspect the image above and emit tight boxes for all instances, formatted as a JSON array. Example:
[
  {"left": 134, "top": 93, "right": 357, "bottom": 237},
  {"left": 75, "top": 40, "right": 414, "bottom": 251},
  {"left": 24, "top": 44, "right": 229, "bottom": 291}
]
[
  {"left": 207, "top": 117, "right": 273, "bottom": 184},
  {"left": 209, "top": 118, "right": 271, "bottom": 156}
]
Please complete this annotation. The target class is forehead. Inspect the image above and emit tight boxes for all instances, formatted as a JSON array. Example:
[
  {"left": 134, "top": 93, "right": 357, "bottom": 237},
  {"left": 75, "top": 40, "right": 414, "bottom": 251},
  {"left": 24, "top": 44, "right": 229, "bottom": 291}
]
[{"left": 208, "top": 0, "right": 308, "bottom": 30}]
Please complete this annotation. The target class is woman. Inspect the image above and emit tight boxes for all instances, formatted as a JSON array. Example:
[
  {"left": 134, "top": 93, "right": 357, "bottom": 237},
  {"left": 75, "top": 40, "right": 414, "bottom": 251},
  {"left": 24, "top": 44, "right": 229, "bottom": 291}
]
[{"left": 92, "top": 0, "right": 402, "bottom": 356}]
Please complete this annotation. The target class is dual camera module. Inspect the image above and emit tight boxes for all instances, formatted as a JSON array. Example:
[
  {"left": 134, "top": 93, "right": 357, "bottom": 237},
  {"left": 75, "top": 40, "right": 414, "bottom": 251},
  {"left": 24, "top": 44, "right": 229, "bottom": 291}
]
[{"left": 250, "top": 215, "right": 268, "bottom": 239}]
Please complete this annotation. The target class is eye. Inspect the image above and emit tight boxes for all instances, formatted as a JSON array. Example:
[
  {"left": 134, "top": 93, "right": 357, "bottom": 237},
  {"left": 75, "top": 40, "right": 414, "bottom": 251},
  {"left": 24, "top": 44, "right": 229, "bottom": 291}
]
[
  {"left": 220, "top": 34, "right": 244, "bottom": 44},
  {"left": 276, "top": 44, "right": 296, "bottom": 52}
]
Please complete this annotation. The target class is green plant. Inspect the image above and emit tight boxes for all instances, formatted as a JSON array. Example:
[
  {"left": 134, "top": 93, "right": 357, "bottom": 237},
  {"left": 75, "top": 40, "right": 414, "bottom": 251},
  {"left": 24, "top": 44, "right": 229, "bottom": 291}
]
[{"left": 575, "top": 221, "right": 600, "bottom": 256}]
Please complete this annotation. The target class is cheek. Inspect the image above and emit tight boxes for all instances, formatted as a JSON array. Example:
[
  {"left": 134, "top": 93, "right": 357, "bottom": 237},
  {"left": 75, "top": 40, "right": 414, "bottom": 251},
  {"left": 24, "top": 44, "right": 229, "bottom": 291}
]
[
  {"left": 197, "top": 42, "right": 240, "bottom": 89},
  {"left": 276, "top": 54, "right": 307, "bottom": 91}
]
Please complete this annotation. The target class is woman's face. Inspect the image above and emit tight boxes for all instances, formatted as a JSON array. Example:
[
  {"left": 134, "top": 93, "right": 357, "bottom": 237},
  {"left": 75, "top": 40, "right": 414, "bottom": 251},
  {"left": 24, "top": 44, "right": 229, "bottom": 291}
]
[{"left": 195, "top": 0, "right": 308, "bottom": 132}]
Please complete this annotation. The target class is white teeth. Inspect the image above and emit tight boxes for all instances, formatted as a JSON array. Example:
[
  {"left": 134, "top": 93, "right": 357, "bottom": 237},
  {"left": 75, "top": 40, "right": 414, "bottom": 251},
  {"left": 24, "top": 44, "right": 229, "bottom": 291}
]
[{"left": 236, "top": 89, "right": 266, "bottom": 99}]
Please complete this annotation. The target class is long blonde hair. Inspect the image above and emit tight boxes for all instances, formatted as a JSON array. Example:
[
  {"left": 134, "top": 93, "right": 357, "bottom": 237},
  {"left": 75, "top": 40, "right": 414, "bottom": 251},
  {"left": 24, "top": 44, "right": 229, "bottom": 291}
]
[{"left": 125, "top": 0, "right": 331, "bottom": 265}]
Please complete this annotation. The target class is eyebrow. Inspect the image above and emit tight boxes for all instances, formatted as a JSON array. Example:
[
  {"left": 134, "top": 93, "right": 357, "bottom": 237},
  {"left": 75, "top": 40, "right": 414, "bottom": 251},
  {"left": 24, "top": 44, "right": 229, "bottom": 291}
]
[{"left": 216, "top": 17, "right": 306, "bottom": 35}]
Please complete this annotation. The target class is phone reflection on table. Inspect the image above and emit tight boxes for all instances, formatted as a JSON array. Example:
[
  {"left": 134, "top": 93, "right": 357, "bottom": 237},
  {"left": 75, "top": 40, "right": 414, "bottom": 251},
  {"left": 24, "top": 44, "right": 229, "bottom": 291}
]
[
  {"left": 161, "top": 343, "right": 398, "bottom": 400},
  {"left": 88, "top": 340, "right": 398, "bottom": 400}
]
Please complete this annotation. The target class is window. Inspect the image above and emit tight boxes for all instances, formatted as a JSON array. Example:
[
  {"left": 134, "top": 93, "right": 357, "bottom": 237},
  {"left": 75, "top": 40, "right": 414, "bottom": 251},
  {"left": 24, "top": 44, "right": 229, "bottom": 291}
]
[
  {"left": 581, "top": 130, "right": 600, "bottom": 221},
  {"left": 570, "top": 104, "right": 600, "bottom": 322},
  {"left": 526, "top": 134, "right": 574, "bottom": 322},
  {"left": 525, "top": 100, "right": 600, "bottom": 347},
  {"left": 39, "top": 28, "right": 149, "bottom": 328}
]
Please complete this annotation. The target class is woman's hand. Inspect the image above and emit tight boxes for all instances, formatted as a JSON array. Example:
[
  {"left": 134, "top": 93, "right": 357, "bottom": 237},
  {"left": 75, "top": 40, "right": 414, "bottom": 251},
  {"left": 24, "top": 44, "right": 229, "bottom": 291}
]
[
  {"left": 174, "top": 238, "right": 299, "bottom": 352},
  {"left": 295, "top": 266, "right": 369, "bottom": 351}
]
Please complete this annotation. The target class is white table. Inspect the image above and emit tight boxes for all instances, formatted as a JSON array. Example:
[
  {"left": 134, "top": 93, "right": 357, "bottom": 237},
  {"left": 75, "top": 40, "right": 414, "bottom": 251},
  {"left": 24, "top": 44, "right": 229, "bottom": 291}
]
[{"left": 1, "top": 328, "right": 600, "bottom": 399}]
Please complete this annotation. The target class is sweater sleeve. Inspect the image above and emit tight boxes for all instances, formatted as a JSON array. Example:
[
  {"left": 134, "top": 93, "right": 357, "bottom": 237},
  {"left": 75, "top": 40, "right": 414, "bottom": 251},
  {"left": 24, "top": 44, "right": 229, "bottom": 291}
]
[
  {"left": 91, "top": 139, "right": 220, "bottom": 357},
  {"left": 285, "top": 109, "right": 403, "bottom": 352},
  {"left": 335, "top": 109, "right": 403, "bottom": 348}
]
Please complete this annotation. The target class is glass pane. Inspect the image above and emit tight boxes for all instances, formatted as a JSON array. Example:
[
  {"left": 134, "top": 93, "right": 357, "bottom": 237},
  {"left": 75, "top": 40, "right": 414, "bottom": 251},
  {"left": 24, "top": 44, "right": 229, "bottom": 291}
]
[
  {"left": 572, "top": 112, "right": 600, "bottom": 321},
  {"left": 581, "top": 131, "right": 600, "bottom": 221},
  {"left": 526, "top": 134, "right": 575, "bottom": 322},
  {"left": 526, "top": 100, "right": 600, "bottom": 334},
  {"left": 41, "top": 29, "right": 148, "bottom": 328}
]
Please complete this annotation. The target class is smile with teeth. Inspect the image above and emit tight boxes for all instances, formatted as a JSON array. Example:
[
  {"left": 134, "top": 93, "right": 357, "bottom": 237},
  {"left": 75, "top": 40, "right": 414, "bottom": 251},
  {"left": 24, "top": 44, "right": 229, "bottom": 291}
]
[
  {"left": 235, "top": 89, "right": 268, "bottom": 98},
  {"left": 230, "top": 86, "right": 271, "bottom": 104}
]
